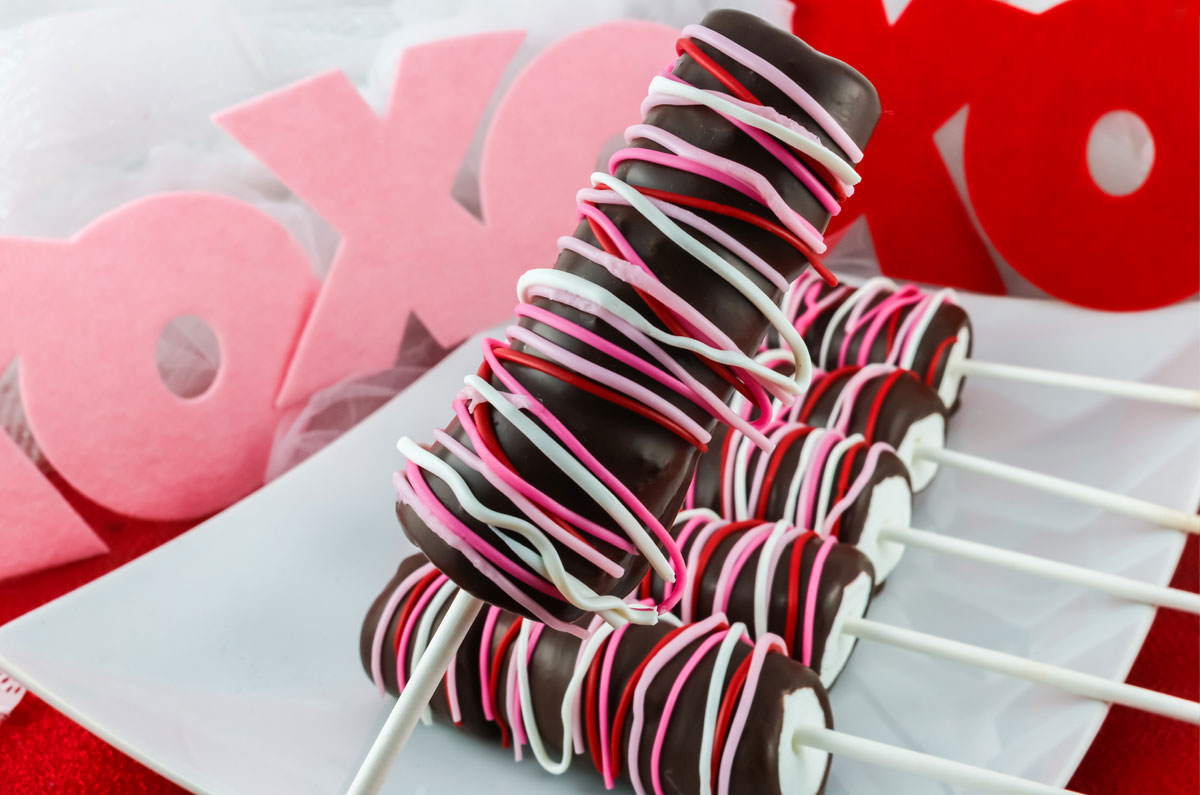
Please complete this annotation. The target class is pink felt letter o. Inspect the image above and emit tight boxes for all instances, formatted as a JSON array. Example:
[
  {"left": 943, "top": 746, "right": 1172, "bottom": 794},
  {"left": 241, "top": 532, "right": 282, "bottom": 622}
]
[{"left": 18, "top": 193, "right": 318, "bottom": 519}]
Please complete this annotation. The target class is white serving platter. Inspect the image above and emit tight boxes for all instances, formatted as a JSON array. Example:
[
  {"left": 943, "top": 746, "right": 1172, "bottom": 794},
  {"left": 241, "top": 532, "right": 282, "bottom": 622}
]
[{"left": 1, "top": 292, "right": 1197, "bottom": 794}]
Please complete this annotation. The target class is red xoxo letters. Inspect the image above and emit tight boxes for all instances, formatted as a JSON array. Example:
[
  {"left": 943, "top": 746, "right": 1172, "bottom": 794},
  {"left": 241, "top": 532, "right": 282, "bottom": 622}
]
[{"left": 795, "top": 0, "right": 1199, "bottom": 309}]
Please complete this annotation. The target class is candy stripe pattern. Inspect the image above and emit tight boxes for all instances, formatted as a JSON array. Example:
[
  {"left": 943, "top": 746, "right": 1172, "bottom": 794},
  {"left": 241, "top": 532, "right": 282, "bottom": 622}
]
[{"left": 395, "top": 22, "right": 869, "bottom": 634}]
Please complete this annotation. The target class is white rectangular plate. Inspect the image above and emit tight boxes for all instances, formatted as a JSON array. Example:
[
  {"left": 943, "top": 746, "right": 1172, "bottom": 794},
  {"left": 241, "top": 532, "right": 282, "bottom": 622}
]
[{"left": 1, "top": 294, "right": 1198, "bottom": 794}]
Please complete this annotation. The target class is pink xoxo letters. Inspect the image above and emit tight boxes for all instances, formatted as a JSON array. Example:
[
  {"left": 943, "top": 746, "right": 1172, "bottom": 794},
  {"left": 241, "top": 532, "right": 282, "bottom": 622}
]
[{"left": 0, "top": 21, "right": 677, "bottom": 580}]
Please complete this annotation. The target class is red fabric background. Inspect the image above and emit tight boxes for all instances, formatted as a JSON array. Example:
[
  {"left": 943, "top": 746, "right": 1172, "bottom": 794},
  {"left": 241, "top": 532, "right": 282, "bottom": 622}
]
[{"left": 0, "top": 472, "right": 1197, "bottom": 792}]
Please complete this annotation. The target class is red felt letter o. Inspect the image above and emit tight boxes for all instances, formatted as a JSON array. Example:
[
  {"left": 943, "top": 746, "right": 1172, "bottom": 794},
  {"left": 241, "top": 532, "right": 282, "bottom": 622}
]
[{"left": 963, "top": 2, "right": 1198, "bottom": 310}]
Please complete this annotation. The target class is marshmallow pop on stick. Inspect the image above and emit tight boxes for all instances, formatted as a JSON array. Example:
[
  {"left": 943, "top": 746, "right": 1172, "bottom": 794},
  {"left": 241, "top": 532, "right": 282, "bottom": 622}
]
[
  {"left": 363, "top": 553, "right": 1079, "bottom": 795},
  {"left": 686, "top": 421, "right": 1200, "bottom": 612},
  {"left": 639, "top": 513, "right": 1200, "bottom": 723},
  {"left": 782, "top": 272, "right": 1200, "bottom": 411},
  {"left": 349, "top": 11, "right": 881, "bottom": 792},
  {"left": 797, "top": 364, "right": 1200, "bottom": 532}
]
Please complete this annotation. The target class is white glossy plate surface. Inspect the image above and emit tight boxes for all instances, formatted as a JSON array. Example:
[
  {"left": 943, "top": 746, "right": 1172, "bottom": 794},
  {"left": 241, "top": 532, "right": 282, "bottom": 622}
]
[{"left": 1, "top": 294, "right": 1197, "bottom": 794}]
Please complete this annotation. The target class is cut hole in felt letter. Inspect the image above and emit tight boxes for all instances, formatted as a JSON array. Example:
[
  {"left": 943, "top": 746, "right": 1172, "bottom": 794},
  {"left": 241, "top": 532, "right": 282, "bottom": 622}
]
[
  {"left": 156, "top": 314, "right": 221, "bottom": 400},
  {"left": 1086, "top": 109, "right": 1155, "bottom": 197}
]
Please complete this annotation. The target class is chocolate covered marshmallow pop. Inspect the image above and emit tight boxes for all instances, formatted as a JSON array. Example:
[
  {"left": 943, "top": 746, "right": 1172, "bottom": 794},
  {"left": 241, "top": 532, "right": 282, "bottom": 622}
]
[
  {"left": 793, "top": 364, "right": 1200, "bottom": 533},
  {"left": 782, "top": 271, "right": 1200, "bottom": 411},
  {"left": 349, "top": 12, "right": 881, "bottom": 792}
]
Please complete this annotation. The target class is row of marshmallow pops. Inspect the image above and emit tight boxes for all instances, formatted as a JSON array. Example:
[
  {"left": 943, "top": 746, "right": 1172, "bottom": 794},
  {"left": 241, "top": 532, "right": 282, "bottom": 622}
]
[
  {"left": 349, "top": 11, "right": 1197, "bottom": 794},
  {"left": 755, "top": 276, "right": 1200, "bottom": 609},
  {"left": 360, "top": 353, "right": 1196, "bottom": 795}
]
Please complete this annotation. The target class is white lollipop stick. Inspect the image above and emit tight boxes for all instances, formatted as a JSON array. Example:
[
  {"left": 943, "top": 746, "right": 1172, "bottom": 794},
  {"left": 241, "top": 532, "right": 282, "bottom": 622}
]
[
  {"left": 841, "top": 616, "right": 1200, "bottom": 725},
  {"left": 793, "top": 725, "right": 1078, "bottom": 794},
  {"left": 347, "top": 590, "right": 483, "bottom": 795},
  {"left": 880, "top": 525, "right": 1200, "bottom": 614},
  {"left": 950, "top": 358, "right": 1200, "bottom": 410},
  {"left": 916, "top": 445, "right": 1200, "bottom": 534}
]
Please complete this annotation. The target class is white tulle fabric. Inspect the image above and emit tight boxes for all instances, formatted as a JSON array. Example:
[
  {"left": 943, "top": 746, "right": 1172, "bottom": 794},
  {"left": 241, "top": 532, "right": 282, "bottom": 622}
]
[{"left": 267, "top": 316, "right": 456, "bottom": 479}]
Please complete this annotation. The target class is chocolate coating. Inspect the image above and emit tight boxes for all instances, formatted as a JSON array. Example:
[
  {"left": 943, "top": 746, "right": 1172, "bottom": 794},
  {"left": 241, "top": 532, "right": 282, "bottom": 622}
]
[
  {"left": 396, "top": 9, "right": 881, "bottom": 625},
  {"left": 690, "top": 422, "right": 733, "bottom": 514},
  {"left": 799, "top": 368, "right": 947, "bottom": 454},
  {"left": 361, "top": 554, "right": 502, "bottom": 739}
]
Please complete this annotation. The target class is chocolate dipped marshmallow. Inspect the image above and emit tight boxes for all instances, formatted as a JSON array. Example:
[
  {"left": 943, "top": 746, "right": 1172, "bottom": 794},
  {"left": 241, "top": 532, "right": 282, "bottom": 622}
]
[
  {"left": 793, "top": 365, "right": 947, "bottom": 492},
  {"left": 363, "top": 554, "right": 835, "bottom": 795},
  {"left": 638, "top": 515, "right": 876, "bottom": 685},
  {"left": 363, "top": 555, "right": 1107, "bottom": 794},
  {"left": 688, "top": 424, "right": 910, "bottom": 582}
]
